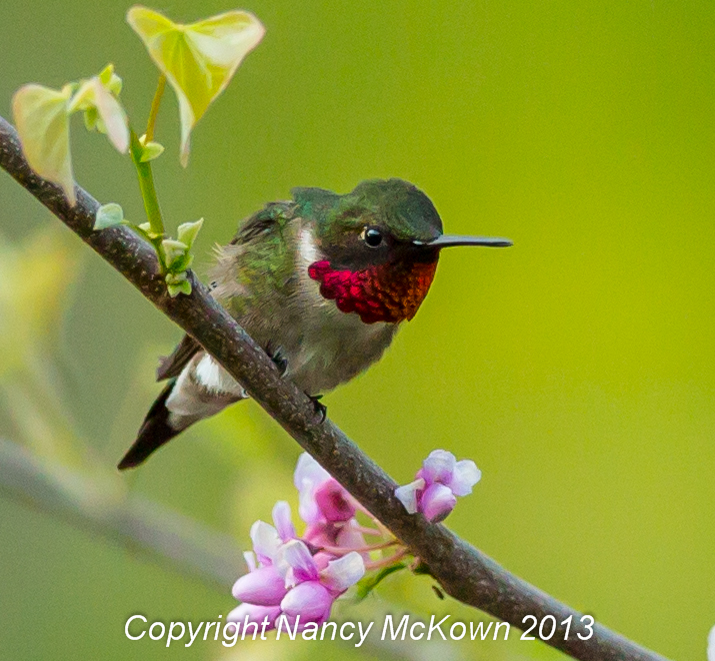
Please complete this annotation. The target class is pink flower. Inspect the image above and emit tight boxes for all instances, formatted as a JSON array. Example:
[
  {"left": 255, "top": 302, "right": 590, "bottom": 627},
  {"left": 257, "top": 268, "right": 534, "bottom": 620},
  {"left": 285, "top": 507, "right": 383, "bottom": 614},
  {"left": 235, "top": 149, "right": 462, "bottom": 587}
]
[
  {"left": 227, "top": 603, "right": 281, "bottom": 632},
  {"left": 294, "top": 453, "right": 358, "bottom": 525},
  {"left": 231, "top": 492, "right": 366, "bottom": 629},
  {"left": 232, "top": 501, "right": 297, "bottom": 606},
  {"left": 275, "top": 539, "right": 365, "bottom": 626},
  {"left": 394, "top": 449, "right": 481, "bottom": 522},
  {"left": 293, "top": 453, "right": 366, "bottom": 549}
]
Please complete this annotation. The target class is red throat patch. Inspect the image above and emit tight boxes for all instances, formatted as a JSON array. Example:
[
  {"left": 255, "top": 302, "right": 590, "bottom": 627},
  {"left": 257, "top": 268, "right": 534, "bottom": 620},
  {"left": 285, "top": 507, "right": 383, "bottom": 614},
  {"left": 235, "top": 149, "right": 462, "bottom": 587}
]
[{"left": 307, "top": 258, "right": 438, "bottom": 324}]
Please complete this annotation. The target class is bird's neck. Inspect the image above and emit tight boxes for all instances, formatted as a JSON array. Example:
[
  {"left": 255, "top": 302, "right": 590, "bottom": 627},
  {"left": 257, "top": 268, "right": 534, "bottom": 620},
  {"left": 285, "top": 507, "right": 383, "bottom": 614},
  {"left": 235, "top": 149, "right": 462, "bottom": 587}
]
[{"left": 307, "top": 257, "right": 438, "bottom": 324}]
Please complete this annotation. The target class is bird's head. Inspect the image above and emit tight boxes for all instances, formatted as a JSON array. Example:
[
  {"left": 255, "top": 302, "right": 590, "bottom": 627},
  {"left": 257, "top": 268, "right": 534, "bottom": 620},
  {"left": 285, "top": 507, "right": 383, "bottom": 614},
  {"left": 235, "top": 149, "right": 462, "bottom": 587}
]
[{"left": 292, "top": 178, "right": 511, "bottom": 324}]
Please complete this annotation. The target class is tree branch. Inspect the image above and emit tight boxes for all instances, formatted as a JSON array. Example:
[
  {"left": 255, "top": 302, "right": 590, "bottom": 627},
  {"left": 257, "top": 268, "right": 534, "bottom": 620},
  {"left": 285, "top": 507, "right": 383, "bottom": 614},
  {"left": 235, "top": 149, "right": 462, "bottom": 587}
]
[
  {"left": 0, "top": 115, "right": 669, "bottom": 661},
  {"left": 0, "top": 439, "right": 463, "bottom": 661},
  {"left": 0, "top": 439, "right": 242, "bottom": 588}
]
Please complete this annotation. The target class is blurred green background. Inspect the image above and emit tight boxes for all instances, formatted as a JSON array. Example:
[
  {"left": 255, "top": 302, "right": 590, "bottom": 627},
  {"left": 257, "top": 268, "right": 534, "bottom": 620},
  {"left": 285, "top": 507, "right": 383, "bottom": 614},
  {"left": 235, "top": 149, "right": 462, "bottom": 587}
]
[{"left": 1, "top": 1, "right": 714, "bottom": 659}]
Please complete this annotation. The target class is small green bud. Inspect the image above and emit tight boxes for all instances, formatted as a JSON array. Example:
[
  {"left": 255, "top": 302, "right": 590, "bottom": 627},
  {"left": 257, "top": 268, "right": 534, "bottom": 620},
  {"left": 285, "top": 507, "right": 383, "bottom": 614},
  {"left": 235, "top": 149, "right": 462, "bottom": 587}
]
[
  {"left": 98, "top": 64, "right": 123, "bottom": 96},
  {"left": 176, "top": 218, "right": 204, "bottom": 248},
  {"left": 98, "top": 64, "right": 115, "bottom": 86},
  {"left": 83, "top": 106, "right": 98, "bottom": 131},
  {"left": 94, "top": 202, "right": 124, "bottom": 230},
  {"left": 161, "top": 238, "right": 188, "bottom": 269},
  {"left": 139, "top": 141, "right": 165, "bottom": 162},
  {"left": 167, "top": 279, "right": 192, "bottom": 297}
]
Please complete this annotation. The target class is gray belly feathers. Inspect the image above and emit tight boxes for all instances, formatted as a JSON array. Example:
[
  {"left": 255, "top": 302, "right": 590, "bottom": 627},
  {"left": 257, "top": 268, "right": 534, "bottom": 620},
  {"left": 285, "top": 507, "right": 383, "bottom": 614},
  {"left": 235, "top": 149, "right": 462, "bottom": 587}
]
[{"left": 166, "top": 301, "right": 399, "bottom": 430}]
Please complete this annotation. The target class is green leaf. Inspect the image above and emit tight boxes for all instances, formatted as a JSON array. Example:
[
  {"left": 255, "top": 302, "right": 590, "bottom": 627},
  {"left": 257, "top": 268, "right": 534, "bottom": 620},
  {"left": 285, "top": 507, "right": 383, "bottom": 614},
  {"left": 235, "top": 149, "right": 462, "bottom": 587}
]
[
  {"left": 69, "top": 78, "right": 129, "bottom": 153},
  {"left": 176, "top": 218, "right": 203, "bottom": 248},
  {"left": 127, "top": 5, "right": 265, "bottom": 166},
  {"left": 94, "top": 203, "right": 124, "bottom": 230},
  {"left": 355, "top": 562, "right": 407, "bottom": 601},
  {"left": 98, "top": 63, "right": 123, "bottom": 96},
  {"left": 12, "top": 84, "right": 75, "bottom": 204},
  {"left": 139, "top": 139, "right": 165, "bottom": 162}
]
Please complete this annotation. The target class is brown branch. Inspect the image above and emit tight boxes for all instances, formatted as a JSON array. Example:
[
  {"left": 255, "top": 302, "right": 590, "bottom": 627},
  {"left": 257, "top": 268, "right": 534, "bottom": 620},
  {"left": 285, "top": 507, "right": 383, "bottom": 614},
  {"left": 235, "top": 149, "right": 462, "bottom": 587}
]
[{"left": 0, "top": 115, "right": 670, "bottom": 661}]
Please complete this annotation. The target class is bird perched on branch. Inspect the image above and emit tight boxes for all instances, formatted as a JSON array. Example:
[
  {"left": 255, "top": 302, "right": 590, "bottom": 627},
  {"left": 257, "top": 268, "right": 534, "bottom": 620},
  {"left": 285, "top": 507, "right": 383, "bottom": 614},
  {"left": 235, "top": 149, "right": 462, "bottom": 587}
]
[{"left": 118, "top": 178, "right": 511, "bottom": 469}]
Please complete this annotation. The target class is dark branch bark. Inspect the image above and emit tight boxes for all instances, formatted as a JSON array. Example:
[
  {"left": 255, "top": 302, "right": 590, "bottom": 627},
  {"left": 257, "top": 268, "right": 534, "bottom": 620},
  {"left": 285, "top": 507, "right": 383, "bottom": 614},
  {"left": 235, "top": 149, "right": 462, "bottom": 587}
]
[{"left": 0, "top": 115, "right": 669, "bottom": 661}]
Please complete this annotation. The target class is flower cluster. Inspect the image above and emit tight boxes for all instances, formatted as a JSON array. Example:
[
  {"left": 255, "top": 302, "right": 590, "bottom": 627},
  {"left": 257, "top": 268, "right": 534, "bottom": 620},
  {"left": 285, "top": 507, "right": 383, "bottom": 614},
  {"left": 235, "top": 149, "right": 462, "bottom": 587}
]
[
  {"left": 229, "top": 455, "right": 368, "bottom": 631},
  {"left": 229, "top": 449, "right": 481, "bottom": 633},
  {"left": 395, "top": 449, "right": 481, "bottom": 522}
]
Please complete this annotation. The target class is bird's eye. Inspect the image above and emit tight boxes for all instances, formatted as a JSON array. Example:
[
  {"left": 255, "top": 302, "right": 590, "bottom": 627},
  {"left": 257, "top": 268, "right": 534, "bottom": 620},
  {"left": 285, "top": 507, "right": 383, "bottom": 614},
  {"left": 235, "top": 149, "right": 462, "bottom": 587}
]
[{"left": 362, "top": 227, "right": 383, "bottom": 248}]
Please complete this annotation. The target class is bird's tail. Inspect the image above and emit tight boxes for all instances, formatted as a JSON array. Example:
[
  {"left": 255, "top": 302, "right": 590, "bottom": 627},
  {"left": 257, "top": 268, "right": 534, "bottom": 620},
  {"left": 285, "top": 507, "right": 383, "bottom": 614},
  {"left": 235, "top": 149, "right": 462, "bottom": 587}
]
[
  {"left": 118, "top": 352, "right": 247, "bottom": 470},
  {"left": 117, "top": 379, "right": 184, "bottom": 470}
]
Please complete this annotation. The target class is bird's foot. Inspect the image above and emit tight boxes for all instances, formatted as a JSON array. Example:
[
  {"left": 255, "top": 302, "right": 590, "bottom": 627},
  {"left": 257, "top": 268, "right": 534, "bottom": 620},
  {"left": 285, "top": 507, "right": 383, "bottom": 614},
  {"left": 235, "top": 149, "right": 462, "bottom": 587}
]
[
  {"left": 265, "top": 342, "right": 288, "bottom": 376},
  {"left": 307, "top": 393, "right": 327, "bottom": 423}
]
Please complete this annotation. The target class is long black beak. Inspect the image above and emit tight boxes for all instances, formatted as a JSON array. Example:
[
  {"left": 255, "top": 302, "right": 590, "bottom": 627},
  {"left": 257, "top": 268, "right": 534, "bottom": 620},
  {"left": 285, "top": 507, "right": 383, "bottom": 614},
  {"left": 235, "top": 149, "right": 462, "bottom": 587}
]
[{"left": 415, "top": 234, "right": 513, "bottom": 249}]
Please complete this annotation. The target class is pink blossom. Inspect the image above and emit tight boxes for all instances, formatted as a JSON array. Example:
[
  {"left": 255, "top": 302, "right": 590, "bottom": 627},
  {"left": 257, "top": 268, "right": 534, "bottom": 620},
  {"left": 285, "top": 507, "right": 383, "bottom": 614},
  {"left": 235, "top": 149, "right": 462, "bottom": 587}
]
[
  {"left": 233, "top": 537, "right": 365, "bottom": 631},
  {"left": 275, "top": 539, "right": 365, "bottom": 625},
  {"left": 395, "top": 449, "right": 481, "bottom": 522},
  {"left": 230, "top": 490, "right": 366, "bottom": 630},
  {"left": 227, "top": 603, "right": 281, "bottom": 632},
  {"left": 231, "top": 500, "right": 297, "bottom": 606},
  {"left": 294, "top": 453, "right": 358, "bottom": 525},
  {"left": 293, "top": 453, "right": 366, "bottom": 550}
]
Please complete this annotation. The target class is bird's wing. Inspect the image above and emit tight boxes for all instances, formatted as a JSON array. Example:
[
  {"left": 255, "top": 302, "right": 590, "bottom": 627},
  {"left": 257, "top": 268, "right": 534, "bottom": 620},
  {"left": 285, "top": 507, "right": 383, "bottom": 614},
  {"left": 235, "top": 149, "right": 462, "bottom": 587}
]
[{"left": 156, "top": 334, "right": 201, "bottom": 381}]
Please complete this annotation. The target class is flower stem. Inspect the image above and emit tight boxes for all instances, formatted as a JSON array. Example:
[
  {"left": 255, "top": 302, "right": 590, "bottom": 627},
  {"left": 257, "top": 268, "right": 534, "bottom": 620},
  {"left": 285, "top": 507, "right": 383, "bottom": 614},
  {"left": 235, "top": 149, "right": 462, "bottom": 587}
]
[
  {"left": 129, "top": 131, "right": 165, "bottom": 243},
  {"left": 365, "top": 547, "right": 409, "bottom": 571},
  {"left": 145, "top": 74, "right": 166, "bottom": 143},
  {"left": 352, "top": 524, "right": 384, "bottom": 537},
  {"left": 320, "top": 539, "right": 399, "bottom": 556}
]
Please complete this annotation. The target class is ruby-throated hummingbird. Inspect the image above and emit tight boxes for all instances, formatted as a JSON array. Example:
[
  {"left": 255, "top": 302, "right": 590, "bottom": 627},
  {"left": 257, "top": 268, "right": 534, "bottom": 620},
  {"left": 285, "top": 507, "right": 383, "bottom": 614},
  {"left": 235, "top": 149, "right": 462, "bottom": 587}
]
[{"left": 118, "top": 178, "right": 511, "bottom": 469}]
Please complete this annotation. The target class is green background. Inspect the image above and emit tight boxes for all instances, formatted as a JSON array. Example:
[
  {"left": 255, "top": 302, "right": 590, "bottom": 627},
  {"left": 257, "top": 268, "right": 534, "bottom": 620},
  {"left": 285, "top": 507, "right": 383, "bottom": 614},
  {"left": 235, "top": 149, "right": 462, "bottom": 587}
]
[{"left": 1, "top": 1, "right": 713, "bottom": 659}]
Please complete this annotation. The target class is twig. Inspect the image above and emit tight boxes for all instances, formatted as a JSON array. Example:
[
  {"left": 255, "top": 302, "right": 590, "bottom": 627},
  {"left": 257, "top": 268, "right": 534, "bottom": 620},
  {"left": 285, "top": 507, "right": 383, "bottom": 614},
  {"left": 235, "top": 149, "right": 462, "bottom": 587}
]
[
  {"left": 0, "top": 115, "right": 670, "bottom": 661},
  {"left": 0, "top": 439, "right": 242, "bottom": 588}
]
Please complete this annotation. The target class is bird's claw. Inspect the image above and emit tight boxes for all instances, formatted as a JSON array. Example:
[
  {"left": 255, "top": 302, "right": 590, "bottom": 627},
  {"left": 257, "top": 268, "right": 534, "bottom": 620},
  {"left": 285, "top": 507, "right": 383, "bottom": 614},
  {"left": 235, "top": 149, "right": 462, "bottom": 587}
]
[{"left": 307, "top": 393, "right": 327, "bottom": 423}]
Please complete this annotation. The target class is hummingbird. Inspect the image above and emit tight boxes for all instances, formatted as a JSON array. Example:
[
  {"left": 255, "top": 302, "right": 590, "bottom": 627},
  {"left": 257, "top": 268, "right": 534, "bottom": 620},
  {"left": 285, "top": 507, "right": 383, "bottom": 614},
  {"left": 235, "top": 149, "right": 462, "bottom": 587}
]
[{"left": 117, "top": 178, "right": 511, "bottom": 470}]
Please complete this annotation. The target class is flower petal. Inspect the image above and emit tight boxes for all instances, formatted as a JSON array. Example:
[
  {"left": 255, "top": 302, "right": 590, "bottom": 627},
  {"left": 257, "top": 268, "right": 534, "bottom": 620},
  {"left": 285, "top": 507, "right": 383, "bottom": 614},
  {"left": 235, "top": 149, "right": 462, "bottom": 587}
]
[
  {"left": 320, "top": 551, "right": 365, "bottom": 593},
  {"left": 276, "top": 539, "right": 319, "bottom": 587},
  {"left": 227, "top": 603, "right": 280, "bottom": 631},
  {"left": 294, "top": 453, "right": 331, "bottom": 524},
  {"left": 314, "top": 478, "right": 356, "bottom": 522},
  {"left": 127, "top": 5, "right": 265, "bottom": 166},
  {"left": 243, "top": 551, "right": 257, "bottom": 573},
  {"left": 231, "top": 565, "right": 287, "bottom": 606},
  {"left": 249, "top": 520, "right": 281, "bottom": 564},
  {"left": 420, "top": 449, "right": 457, "bottom": 485},
  {"left": 335, "top": 520, "right": 367, "bottom": 556},
  {"left": 12, "top": 84, "right": 74, "bottom": 204},
  {"left": 280, "top": 581, "right": 333, "bottom": 621},
  {"left": 420, "top": 482, "right": 457, "bottom": 522},
  {"left": 448, "top": 459, "right": 481, "bottom": 496},
  {"left": 394, "top": 478, "right": 425, "bottom": 514},
  {"left": 272, "top": 501, "right": 296, "bottom": 542},
  {"left": 708, "top": 625, "right": 715, "bottom": 661}
]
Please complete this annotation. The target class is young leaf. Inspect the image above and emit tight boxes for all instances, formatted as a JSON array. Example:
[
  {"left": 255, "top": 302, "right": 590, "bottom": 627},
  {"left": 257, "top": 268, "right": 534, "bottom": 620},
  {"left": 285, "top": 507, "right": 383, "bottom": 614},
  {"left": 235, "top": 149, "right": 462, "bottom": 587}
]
[
  {"left": 94, "top": 203, "right": 124, "bottom": 230},
  {"left": 98, "top": 63, "right": 123, "bottom": 96},
  {"left": 161, "top": 238, "right": 189, "bottom": 270},
  {"left": 176, "top": 218, "right": 203, "bottom": 248},
  {"left": 355, "top": 562, "right": 407, "bottom": 601},
  {"left": 139, "top": 140, "right": 164, "bottom": 162},
  {"left": 12, "top": 84, "right": 75, "bottom": 204},
  {"left": 127, "top": 6, "right": 265, "bottom": 166},
  {"left": 69, "top": 78, "right": 129, "bottom": 153}
]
